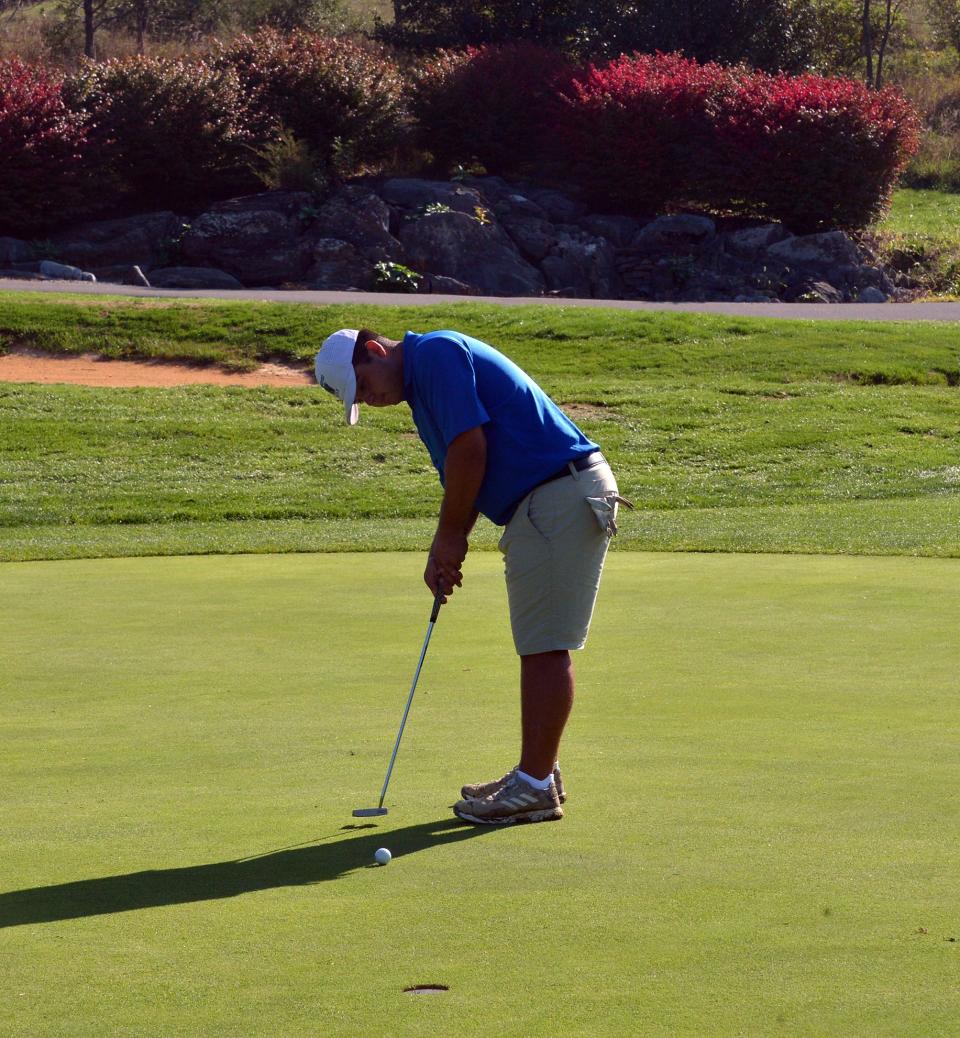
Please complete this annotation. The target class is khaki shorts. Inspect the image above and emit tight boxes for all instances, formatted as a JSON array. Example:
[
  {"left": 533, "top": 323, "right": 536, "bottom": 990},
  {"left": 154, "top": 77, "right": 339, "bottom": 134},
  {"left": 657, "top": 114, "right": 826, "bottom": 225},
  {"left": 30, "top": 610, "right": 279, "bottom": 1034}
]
[{"left": 498, "top": 460, "right": 622, "bottom": 656}]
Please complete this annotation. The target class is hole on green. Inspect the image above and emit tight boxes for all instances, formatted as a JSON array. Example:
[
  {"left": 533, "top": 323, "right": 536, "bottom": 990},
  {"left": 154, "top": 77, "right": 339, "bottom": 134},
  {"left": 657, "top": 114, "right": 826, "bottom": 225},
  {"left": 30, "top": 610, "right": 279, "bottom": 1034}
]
[{"left": 403, "top": 985, "right": 449, "bottom": 995}]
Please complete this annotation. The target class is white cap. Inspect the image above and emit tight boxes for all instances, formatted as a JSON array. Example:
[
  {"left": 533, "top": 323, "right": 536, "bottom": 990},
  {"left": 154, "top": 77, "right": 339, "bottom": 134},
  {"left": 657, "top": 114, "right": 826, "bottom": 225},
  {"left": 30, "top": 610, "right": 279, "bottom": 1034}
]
[{"left": 315, "top": 328, "right": 359, "bottom": 426}]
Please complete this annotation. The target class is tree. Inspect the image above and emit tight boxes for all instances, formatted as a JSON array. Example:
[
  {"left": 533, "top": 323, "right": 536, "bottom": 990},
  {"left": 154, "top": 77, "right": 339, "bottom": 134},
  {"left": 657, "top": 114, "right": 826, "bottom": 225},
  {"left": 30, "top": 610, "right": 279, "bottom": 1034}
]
[
  {"left": 927, "top": 0, "right": 960, "bottom": 59},
  {"left": 862, "top": 0, "right": 906, "bottom": 87},
  {"left": 384, "top": 0, "right": 817, "bottom": 70}
]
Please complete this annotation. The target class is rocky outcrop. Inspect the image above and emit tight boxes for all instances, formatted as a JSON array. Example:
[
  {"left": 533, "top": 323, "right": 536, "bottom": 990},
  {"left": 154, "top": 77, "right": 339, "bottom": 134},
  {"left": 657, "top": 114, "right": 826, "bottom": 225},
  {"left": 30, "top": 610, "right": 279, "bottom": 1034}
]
[
  {"left": 48, "top": 212, "right": 186, "bottom": 269},
  {"left": 181, "top": 192, "right": 314, "bottom": 285},
  {"left": 399, "top": 210, "right": 545, "bottom": 296},
  {"left": 0, "top": 177, "right": 903, "bottom": 302}
]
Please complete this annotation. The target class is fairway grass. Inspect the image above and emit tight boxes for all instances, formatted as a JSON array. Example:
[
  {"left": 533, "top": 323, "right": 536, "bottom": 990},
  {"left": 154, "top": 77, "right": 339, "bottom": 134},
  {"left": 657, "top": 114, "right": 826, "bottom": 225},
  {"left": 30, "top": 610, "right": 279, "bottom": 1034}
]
[{"left": 2, "top": 552, "right": 958, "bottom": 1037}]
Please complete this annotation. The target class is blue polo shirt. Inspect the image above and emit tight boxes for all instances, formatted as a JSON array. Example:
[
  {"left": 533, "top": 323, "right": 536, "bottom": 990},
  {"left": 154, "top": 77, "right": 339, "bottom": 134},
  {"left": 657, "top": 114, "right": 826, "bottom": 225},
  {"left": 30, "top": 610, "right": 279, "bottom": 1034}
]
[{"left": 401, "top": 330, "right": 598, "bottom": 526}]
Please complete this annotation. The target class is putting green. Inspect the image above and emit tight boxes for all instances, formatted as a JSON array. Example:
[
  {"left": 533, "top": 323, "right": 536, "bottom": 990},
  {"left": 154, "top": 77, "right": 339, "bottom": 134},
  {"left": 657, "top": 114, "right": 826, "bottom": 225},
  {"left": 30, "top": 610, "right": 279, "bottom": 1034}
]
[{"left": 2, "top": 552, "right": 958, "bottom": 1036}]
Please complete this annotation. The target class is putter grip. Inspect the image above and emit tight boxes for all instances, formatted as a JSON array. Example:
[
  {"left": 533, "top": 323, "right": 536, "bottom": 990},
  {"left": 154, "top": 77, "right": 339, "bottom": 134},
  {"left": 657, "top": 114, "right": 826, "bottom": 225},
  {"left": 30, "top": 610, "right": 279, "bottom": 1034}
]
[{"left": 430, "top": 589, "right": 444, "bottom": 624}]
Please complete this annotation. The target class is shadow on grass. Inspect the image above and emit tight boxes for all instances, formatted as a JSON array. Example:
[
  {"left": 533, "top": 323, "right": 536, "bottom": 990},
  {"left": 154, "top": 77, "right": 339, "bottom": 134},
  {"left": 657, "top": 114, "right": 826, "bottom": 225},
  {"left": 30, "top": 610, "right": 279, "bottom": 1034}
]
[{"left": 0, "top": 817, "right": 490, "bottom": 928}]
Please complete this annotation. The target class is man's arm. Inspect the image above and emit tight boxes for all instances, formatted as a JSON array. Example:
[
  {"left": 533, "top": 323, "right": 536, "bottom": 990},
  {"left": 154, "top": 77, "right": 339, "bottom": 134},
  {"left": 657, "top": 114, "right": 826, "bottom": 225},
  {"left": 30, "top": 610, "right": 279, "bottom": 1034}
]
[{"left": 425, "top": 425, "right": 487, "bottom": 598}]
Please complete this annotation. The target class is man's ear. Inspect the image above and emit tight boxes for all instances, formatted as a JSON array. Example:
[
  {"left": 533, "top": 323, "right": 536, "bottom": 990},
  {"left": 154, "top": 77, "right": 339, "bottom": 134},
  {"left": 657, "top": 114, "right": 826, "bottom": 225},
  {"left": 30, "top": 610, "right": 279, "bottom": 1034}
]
[{"left": 364, "top": 339, "right": 388, "bottom": 358}]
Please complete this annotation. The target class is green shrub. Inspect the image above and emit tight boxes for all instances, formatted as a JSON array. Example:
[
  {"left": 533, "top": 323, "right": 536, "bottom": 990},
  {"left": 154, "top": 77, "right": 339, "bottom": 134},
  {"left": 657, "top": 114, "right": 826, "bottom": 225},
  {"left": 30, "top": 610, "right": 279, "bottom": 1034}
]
[
  {"left": 411, "top": 43, "right": 575, "bottom": 177},
  {"left": 64, "top": 57, "right": 257, "bottom": 212},
  {"left": 212, "top": 29, "right": 407, "bottom": 177}
]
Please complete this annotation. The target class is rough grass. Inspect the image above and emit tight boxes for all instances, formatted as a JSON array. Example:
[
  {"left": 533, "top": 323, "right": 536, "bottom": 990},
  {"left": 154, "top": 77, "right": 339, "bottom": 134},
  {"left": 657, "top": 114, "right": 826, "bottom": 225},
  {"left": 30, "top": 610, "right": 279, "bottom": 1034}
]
[
  {"left": 872, "top": 188, "right": 960, "bottom": 299},
  {"left": 1, "top": 296, "right": 959, "bottom": 561}
]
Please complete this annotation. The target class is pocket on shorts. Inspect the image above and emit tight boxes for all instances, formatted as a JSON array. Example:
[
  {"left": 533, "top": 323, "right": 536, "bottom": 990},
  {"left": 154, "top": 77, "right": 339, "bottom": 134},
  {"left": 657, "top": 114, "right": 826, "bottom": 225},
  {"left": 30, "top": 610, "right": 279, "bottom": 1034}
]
[{"left": 585, "top": 492, "right": 634, "bottom": 537}]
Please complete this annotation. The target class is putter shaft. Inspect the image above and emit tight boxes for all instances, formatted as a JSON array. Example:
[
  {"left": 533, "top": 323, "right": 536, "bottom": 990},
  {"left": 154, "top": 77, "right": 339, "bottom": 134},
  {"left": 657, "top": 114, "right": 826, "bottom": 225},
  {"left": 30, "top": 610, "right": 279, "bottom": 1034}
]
[{"left": 353, "top": 590, "right": 443, "bottom": 816}]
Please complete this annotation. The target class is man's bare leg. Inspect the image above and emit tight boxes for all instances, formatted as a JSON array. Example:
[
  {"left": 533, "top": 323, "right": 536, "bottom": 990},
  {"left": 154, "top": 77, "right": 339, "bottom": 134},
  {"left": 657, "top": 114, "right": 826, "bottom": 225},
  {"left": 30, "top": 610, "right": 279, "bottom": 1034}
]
[{"left": 518, "top": 649, "right": 574, "bottom": 780}]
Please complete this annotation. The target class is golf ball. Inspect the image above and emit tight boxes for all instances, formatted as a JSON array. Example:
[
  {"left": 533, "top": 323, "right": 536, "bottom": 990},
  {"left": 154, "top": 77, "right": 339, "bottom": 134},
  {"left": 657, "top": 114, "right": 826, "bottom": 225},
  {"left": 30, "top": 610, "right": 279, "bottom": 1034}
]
[{"left": 374, "top": 847, "right": 392, "bottom": 866}]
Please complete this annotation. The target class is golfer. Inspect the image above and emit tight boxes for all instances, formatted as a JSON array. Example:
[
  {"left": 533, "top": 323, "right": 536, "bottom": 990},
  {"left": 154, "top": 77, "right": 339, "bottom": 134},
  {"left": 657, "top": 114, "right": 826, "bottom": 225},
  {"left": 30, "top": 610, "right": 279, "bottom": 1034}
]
[{"left": 315, "top": 328, "right": 628, "bottom": 825}]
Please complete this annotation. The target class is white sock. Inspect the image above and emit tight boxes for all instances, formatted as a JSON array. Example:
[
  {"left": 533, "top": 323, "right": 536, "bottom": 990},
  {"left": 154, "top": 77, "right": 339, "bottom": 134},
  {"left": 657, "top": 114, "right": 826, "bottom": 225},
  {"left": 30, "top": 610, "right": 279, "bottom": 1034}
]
[{"left": 517, "top": 768, "right": 553, "bottom": 790}]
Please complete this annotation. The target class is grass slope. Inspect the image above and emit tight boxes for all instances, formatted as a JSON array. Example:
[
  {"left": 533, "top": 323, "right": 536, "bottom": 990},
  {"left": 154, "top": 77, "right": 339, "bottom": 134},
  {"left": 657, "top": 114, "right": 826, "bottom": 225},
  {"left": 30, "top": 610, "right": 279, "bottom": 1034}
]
[
  {"left": 1, "top": 552, "right": 959, "bottom": 1036},
  {"left": 1, "top": 296, "right": 959, "bottom": 560}
]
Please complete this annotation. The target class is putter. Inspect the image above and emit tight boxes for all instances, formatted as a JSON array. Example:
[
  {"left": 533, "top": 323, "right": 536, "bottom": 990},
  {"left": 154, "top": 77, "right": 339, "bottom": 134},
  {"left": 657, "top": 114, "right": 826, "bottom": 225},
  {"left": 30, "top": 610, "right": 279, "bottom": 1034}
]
[{"left": 353, "top": 589, "right": 444, "bottom": 817}]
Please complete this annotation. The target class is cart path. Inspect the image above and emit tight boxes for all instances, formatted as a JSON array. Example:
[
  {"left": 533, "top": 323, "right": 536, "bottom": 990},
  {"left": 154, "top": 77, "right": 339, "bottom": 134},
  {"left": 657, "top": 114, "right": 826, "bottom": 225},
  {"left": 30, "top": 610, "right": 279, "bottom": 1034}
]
[{"left": 2, "top": 278, "right": 959, "bottom": 321}]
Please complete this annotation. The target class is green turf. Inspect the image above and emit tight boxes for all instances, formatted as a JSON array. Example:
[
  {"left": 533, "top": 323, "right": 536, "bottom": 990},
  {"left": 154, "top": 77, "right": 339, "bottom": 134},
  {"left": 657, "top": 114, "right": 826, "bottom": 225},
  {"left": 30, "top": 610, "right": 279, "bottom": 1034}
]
[
  {"left": 1, "top": 551, "right": 959, "bottom": 1036},
  {"left": 874, "top": 189, "right": 960, "bottom": 298},
  {"left": 1, "top": 298, "right": 959, "bottom": 561}
]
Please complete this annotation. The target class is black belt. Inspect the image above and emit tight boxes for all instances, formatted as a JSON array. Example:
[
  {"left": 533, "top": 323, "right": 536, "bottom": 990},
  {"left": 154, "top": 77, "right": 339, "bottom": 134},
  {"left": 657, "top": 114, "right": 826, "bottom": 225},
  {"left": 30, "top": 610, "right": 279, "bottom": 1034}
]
[
  {"left": 505, "top": 451, "right": 606, "bottom": 522},
  {"left": 535, "top": 451, "right": 606, "bottom": 491}
]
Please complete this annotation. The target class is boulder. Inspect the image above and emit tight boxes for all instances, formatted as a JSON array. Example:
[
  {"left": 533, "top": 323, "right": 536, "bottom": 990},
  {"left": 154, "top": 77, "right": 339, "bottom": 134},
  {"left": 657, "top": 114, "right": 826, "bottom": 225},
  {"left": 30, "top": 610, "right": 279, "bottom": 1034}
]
[
  {"left": 380, "top": 178, "right": 485, "bottom": 217},
  {"left": 0, "top": 237, "right": 31, "bottom": 264},
  {"left": 541, "top": 228, "right": 621, "bottom": 299},
  {"left": 306, "top": 239, "right": 376, "bottom": 290},
  {"left": 501, "top": 214, "right": 556, "bottom": 263},
  {"left": 467, "top": 179, "right": 550, "bottom": 219},
  {"left": 48, "top": 212, "right": 186, "bottom": 269},
  {"left": 0, "top": 269, "right": 46, "bottom": 281},
  {"left": 723, "top": 224, "right": 792, "bottom": 259},
  {"left": 577, "top": 214, "right": 640, "bottom": 248},
  {"left": 148, "top": 267, "right": 243, "bottom": 289},
  {"left": 182, "top": 192, "right": 314, "bottom": 285},
  {"left": 797, "top": 280, "right": 844, "bottom": 303},
  {"left": 400, "top": 211, "right": 544, "bottom": 296},
  {"left": 632, "top": 214, "right": 716, "bottom": 253},
  {"left": 767, "top": 231, "right": 862, "bottom": 270},
  {"left": 89, "top": 264, "right": 151, "bottom": 288},
  {"left": 418, "top": 273, "right": 479, "bottom": 295},
  {"left": 311, "top": 186, "right": 404, "bottom": 263},
  {"left": 858, "top": 286, "right": 888, "bottom": 303},
  {"left": 524, "top": 188, "right": 586, "bottom": 223},
  {"left": 39, "top": 260, "right": 96, "bottom": 282}
]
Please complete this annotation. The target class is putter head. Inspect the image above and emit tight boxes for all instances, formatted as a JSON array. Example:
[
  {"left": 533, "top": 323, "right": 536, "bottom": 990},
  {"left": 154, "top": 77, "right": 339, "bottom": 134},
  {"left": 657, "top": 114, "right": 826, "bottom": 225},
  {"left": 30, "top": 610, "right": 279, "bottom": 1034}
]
[{"left": 352, "top": 807, "right": 388, "bottom": 817}]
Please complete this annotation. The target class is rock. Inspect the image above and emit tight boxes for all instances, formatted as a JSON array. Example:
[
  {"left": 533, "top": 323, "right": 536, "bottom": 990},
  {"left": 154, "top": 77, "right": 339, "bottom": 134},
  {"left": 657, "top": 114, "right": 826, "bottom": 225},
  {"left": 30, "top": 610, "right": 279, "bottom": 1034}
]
[
  {"left": 524, "top": 188, "right": 586, "bottom": 223},
  {"left": 39, "top": 260, "right": 96, "bottom": 282},
  {"left": 0, "top": 269, "right": 47, "bottom": 281},
  {"left": 723, "top": 224, "right": 792, "bottom": 259},
  {"left": 311, "top": 186, "right": 404, "bottom": 263},
  {"left": 799, "top": 280, "right": 844, "bottom": 303},
  {"left": 400, "top": 211, "right": 544, "bottom": 296},
  {"left": 541, "top": 228, "right": 621, "bottom": 299},
  {"left": 464, "top": 179, "right": 549, "bottom": 220},
  {"left": 306, "top": 239, "right": 376, "bottom": 290},
  {"left": 381, "top": 178, "right": 485, "bottom": 217},
  {"left": 148, "top": 267, "right": 243, "bottom": 289},
  {"left": 0, "top": 237, "right": 31, "bottom": 264},
  {"left": 418, "top": 273, "right": 479, "bottom": 295},
  {"left": 48, "top": 212, "right": 186, "bottom": 269},
  {"left": 500, "top": 214, "right": 556, "bottom": 262},
  {"left": 858, "top": 286, "right": 888, "bottom": 303},
  {"left": 577, "top": 214, "right": 640, "bottom": 248},
  {"left": 89, "top": 264, "right": 151, "bottom": 287},
  {"left": 632, "top": 214, "right": 716, "bottom": 253},
  {"left": 182, "top": 192, "right": 314, "bottom": 285},
  {"left": 767, "top": 231, "right": 862, "bottom": 269}
]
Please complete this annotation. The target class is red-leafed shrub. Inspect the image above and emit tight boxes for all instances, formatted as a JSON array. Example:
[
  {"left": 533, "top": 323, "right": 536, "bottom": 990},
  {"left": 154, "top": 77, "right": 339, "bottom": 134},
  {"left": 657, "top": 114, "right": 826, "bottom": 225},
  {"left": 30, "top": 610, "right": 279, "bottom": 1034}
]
[
  {"left": 212, "top": 30, "right": 407, "bottom": 175},
  {"left": 411, "top": 43, "right": 576, "bottom": 176},
  {"left": 64, "top": 58, "right": 256, "bottom": 213},
  {"left": 552, "top": 52, "right": 920, "bottom": 231},
  {"left": 0, "top": 59, "right": 96, "bottom": 236},
  {"left": 554, "top": 52, "right": 738, "bottom": 215},
  {"left": 713, "top": 73, "right": 921, "bottom": 231}
]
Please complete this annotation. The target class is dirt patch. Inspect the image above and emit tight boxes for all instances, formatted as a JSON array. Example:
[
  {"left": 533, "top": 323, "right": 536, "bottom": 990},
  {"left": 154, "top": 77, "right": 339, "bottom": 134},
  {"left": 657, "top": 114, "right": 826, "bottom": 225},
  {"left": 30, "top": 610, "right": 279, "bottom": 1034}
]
[
  {"left": 0, "top": 345, "right": 313, "bottom": 388},
  {"left": 559, "top": 402, "right": 616, "bottom": 422}
]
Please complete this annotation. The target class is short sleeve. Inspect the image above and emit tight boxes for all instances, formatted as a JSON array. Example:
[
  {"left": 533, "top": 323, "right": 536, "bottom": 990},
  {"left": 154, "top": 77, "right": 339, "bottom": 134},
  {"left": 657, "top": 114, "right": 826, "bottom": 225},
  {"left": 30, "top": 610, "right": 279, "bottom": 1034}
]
[{"left": 413, "top": 336, "right": 490, "bottom": 447}]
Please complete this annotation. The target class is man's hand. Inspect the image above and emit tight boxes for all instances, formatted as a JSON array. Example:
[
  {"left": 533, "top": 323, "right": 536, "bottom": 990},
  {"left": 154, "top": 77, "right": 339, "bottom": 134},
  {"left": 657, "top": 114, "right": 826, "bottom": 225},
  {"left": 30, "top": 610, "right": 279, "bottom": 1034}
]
[
  {"left": 425, "top": 529, "right": 468, "bottom": 601},
  {"left": 423, "top": 425, "right": 486, "bottom": 602}
]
